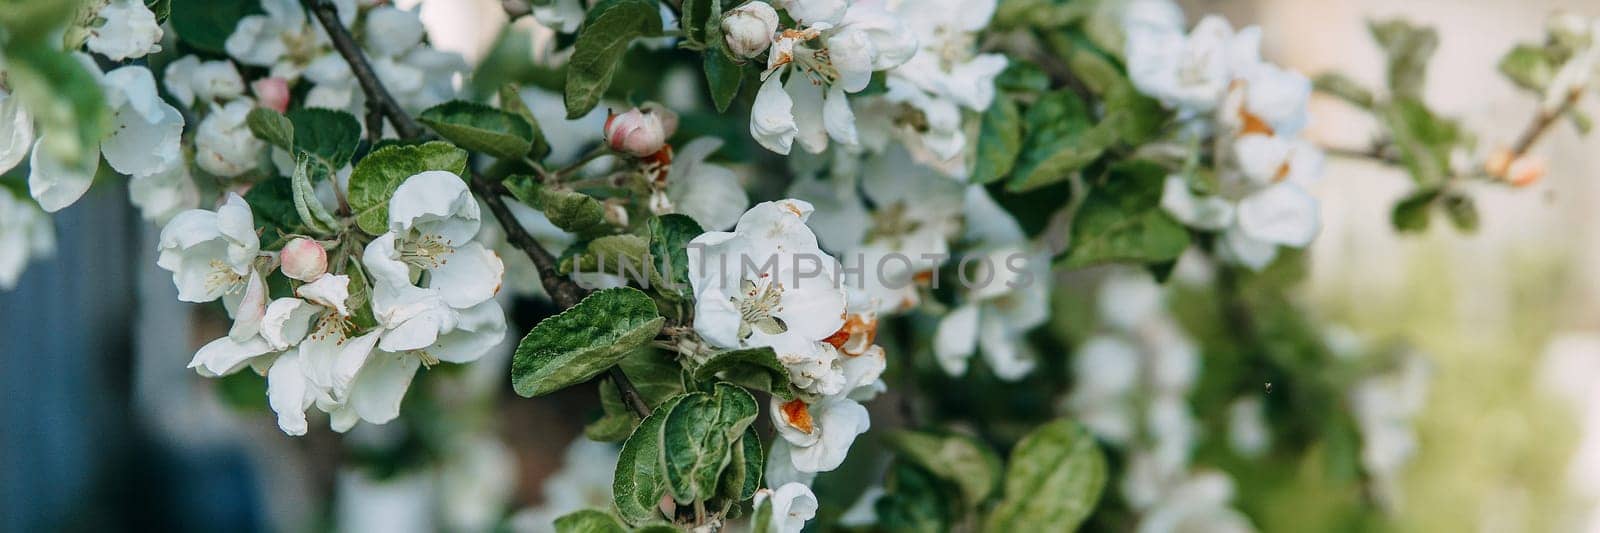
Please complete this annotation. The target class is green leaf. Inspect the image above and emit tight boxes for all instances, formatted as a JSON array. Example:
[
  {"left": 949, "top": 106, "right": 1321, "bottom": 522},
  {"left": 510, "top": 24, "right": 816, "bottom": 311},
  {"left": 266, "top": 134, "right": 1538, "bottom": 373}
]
[
  {"left": 1007, "top": 91, "right": 1100, "bottom": 192},
  {"left": 615, "top": 394, "right": 688, "bottom": 524},
  {"left": 553, "top": 509, "right": 629, "bottom": 533},
  {"left": 0, "top": 0, "right": 81, "bottom": 42},
  {"left": 1313, "top": 72, "right": 1376, "bottom": 109},
  {"left": 680, "top": 0, "right": 713, "bottom": 44},
  {"left": 563, "top": 234, "right": 650, "bottom": 275},
  {"left": 1369, "top": 19, "right": 1438, "bottom": 99},
  {"left": 498, "top": 84, "right": 552, "bottom": 161},
  {"left": 661, "top": 383, "right": 759, "bottom": 503},
  {"left": 1379, "top": 98, "right": 1462, "bottom": 187},
  {"left": 719, "top": 427, "right": 763, "bottom": 501},
  {"left": 703, "top": 45, "right": 744, "bottom": 114},
  {"left": 509, "top": 178, "right": 609, "bottom": 234},
  {"left": 169, "top": 0, "right": 261, "bottom": 54},
  {"left": 1068, "top": 49, "right": 1121, "bottom": 95},
  {"left": 1103, "top": 82, "right": 1168, "bottom": 146},
  {"left": 291, "top": 153, "right": 340, "bottom": 234},
  {"left": 874, "top": 460, "right": 952, "bottom": 533},
  {"left": 1390, "top": 188, "right": 1440, "bottom": 233},
  {"left": 884, "top": 430, "right": 1003, "bottom": 511},
  {"left": 1056, "top": 160, "right": 1191, "bottom": 269},
  {"left": 511, "top": 287, "right": 666, "bottom": 397},
  {"left": 2, "top": 42, "right": 107, "bottom": 166},
  {"left": 691, "top": 347, "right": 791, "bottom": 398},
  {"left": 146, "top": 0, "right": 172, "bottom": 23},
  {"left": 1442, "top": 192, "right": 1478, "bottom": 233},
  {"left": 982, "top": 419, "right": 1108, "bottom": 533},
  {"left": 995, "top": 62, "right": 1051, "bottom": 95},
  {"left": 246, "top": 108, "right": 295, "bottom": 151},
  {"left": 244, "top": 176, "right": 302, "bottom": 235},
  {"left": 647, "top": 214, "right": 704, "bottom": 299},
  {"left": 347, "top": 141, "right": 470, "bottom": 235},
  {"left": 1498, "top": 44, "right": 1556, "bottom": 93},
  {"left": 970, "top": 96, "right": 1023, "bottom": 185},
  {"left": 287, "top": 108, "right": 362, "bottom": 168},
  {"left": 564, "top": 0, "right": 664, "bottom": 118},
  {"left": 419, "top": 100, "right": 537, "bottom": 159}
]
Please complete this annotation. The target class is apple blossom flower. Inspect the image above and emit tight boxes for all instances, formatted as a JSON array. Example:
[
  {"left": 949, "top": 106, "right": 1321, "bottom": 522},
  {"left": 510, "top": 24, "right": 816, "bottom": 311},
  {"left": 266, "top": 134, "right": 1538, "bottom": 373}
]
[
  {"left": 748, "top": 0, "right": 918, "bottom": 154},
  {"left": 885, "top": 0, "right": 1008, "bottom": 112},
  {"left": 156, "top": 193, "right": 261, "bottom": 303},
  {"left": 604, "top": 107, "right": 670, "bottom": 157},
  {"left": 0, "top": 90, "right": 34, "bottom": 175},
  {"left": 196, "top": 100, "right": 267, "bottom": 177},
  {"left": 226, "top": 0, "right": 357, "bottom": 80},
  {"left": 29, "top": 63, "right": 185, "bottom": 212},
  {"left": 363, "top": 6, "right": 426, "bottom": 58},
  {"left": 772, "top": 395, "right": 870, "bottom": 472},
  {"left": 1162, "top": 137, "right": 1323, "bottom": 270},
  {"left": 86, "top": 0, "right": 164, "bottom": 61},
  {"left": 0, "top": 190, "right": 55, "bottom": 290},
  {"left": 723, "top": 2, "right": 781, "bottom": 58},
  {"left": 1126, "top": 15, "right": 1261, "bottom": 115},
  {"left": 753, "top": 482, "right": 819, "bottom": 533},
  {"left": 163, "top": 56, "right": 247, "bottom": 109},
  {"left": 280, "top": 238, "right": 330, "bottom": 281},
  {"left": 933, "top": 246, "right": 1048, "bottom": 380}
]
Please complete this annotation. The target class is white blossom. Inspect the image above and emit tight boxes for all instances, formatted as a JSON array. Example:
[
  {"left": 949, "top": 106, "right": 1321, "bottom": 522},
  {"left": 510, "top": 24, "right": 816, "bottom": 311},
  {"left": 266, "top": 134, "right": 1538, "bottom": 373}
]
[
  {"left": 163, "top": 56, "right": 247, "bottom": 109},
  {"left": 666, "top": 137, "right": 749, "bottom": 231},
  {"left": 156, "top": 193, "right": 261, "bottom": 303},
  {"left": 128, "top": 159, "right": 200, "bottom": 224},
  {"left": 753, "top": 482, "right": 819, "bottom": 533},
  {"left": 87, "top": 0, "right": 164, "bottom": 61},
  {"left": 772, "top": 395, "right": 870, "bottom": 472},
  {"left": 195, "top": 100, "right": 266, "bottom": 177},
  {"left": 0, "top": 90, "right": 34, "bottom": 175}
]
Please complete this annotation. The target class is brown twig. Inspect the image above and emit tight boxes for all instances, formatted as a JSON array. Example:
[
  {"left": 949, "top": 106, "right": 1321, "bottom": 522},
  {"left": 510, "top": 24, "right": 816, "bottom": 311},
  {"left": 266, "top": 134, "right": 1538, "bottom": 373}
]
[
  {"left": 302, "top": 0, "right": 652, "bottom": 419},
  {"left": 301, "top": 0, "right": 423, "bottom": 139},
  {"left": 1510, "top": 88, "right": 1583, "bottom": 157}
]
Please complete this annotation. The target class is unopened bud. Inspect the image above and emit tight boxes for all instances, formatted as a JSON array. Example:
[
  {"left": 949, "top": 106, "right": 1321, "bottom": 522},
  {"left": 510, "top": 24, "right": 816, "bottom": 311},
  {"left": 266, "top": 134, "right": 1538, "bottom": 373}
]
[
  {"left": 280, "top": 238, "right": 328, "bottom": 281},
  {"left": 604, "top": 107, "right": 669, "bottom": 157},
  {"left": 603, "top": 199, "right": 630, "bottom": 227},
  {"left": 1483, "top": 148, "right": 1513, "bottom": 178},
  {"left": 1507, "top": 155, "right": 1546, "bottom": 187},
  {"left": 722, "top": 2, "right": 779, "bottom": 58},
  {"left": 253, "top": 77, "right": 290, "bottom": 113}
]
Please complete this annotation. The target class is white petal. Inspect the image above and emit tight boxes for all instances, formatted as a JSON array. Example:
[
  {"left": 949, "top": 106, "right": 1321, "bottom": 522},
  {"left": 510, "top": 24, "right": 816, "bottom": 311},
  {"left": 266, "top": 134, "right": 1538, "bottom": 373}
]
[
  {"left": 1217, "top": 227, "right": 1278, "bottom": 270},
  {"left": 978, "top": 306, "right": 1036, "bottom": 380},
  {"left": 692, "top": 287, "right": 746, "bottom": 349},
  {"left": 101, "top": 102, "right": 184, "bottom": 177},
  {"left": 826, "top": 29, "right": 877, "bottom": 93},
  {"left": 362, "top": 6, "right": 425, "bottom": 57},
  {"left": 782, "top": 0, "right": 847, "bottom": 26},
  {"left": 667, "top": 155, "right": 749, "bottom": 231},
  {"left": 934, "top": 303, "right": 979, "bottom": 376},
  {"left": 429, "top": 242, "right": 503, "bottom": 309},
  {"left": 217, "top": 192, "right": 261, "bottom": 264},
  {"left": 1236, "top": 183, "right": 1318, "bottom": 247},
  {"left": 27, "top": 138, "right": 98, "bottom": 213},
  {"left": 129, "top": 161, "right": 200, "bottom": 224},
  {"left": 297, "top": 273, "right": 353, "bottom": 316},
  {"left": 821, "top": 86, "right": 858, "bottom": 147},
  {"left": 0, "top": 91, "right": 35, "bottom": 174},
  {"left": 388, "top": 170, "right": 481, "bottom": 244},
  {"left": 162, "top": 56, "right": 202, "bottom": 107},
  {"left": 228, "top": 270, "right": 269, "bottom": 341},
  {"left": 189, "top": 335, "right": 274, "bottom": 377},
  {"left": 429, "top": 300, "right": 507, "bottom": 363},
  {"left": 789, "top": 398, "right": 869, "bottom": 472},
  {"left": 225, "top": 16, "right": 288, "bottom": 67},
  {"left": 839, "top": 4, "right": 916, "bottom": 70},
  {"left": 785, "top": 74, "right": 829, "bottom": 154},
  {"left": 262, "top": 297, "right": 319, "bottom": 350},
  {"left": 755, "top": 482, "right": 818, "bottom": 533},
  {"left": 267, "top": 351, "right": 315, "bottom": 435},
  {"left": 1231, "top": 134, "right": 1292, "bottom": 186},
  {"left": 349, "top": 350, "right": 422, "bottom": 425},
  {"left": 303, "top": 329, "right": 380, "bottom": 400},
  {"left": 1160, "top": 176, "right": 1234, "bottom": 230},
  {"left": 751, "top": 74, "right": 798, "bottom": 155}
]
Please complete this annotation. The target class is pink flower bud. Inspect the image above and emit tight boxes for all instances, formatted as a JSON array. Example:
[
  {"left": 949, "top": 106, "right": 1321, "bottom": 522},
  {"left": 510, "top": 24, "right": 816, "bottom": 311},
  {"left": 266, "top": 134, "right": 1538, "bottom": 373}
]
[
  {"left": 604, "top": 107, "right": 669, "bottom": 157},
  {"left": 252, "top": 77, "right": 290, "bottom": 113},
  {"left": 279, "top": 238, "right": 328, "bottom": 281}
]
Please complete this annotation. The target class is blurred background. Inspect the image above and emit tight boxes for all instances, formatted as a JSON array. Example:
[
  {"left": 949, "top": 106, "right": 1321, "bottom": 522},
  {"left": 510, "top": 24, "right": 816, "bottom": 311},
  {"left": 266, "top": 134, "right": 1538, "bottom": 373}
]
[{"left": 5, "top": 0, "right": 1600, "bottom": 531}]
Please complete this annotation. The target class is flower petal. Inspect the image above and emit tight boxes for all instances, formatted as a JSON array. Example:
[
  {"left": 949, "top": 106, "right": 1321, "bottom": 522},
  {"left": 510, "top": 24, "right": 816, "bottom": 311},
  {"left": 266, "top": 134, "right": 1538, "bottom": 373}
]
[
  {"left": 27, "top": 137, "right": 98, "bottom": 213},
  {"left": 751, "top": 74, "right": 798, "bottom": 155}
]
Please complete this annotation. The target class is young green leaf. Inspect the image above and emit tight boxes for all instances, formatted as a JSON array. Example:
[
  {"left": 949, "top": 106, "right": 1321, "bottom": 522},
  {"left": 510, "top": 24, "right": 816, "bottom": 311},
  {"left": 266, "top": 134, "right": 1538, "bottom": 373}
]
[
  {"left": 291, "top": 153, "right": 340, "bottom": 234},
  {"left": 498, "top": 84, "right": 552, "bottom": 161},
  {"left": 563, "top": 234, "right": 650, "bottom": 276},
  {"left": 719, "top": 427, "right": 764, "bottom": 501},
  {"left": 553, "top": 509, "right": 630, "bottom": 533},
  {"left": 1313, "top": 72, "right": 1376, "bottom": 109},
  {"left": 884, "top": 430, "right": 1002, "bottom": 511},
  {"left": 419, "top": 100, "right": 537, "bottom": 159},
  {"left": 511, "top": 179, "right": 608, "bottom": 234},
  {"left": 1056, "top": 160, "right": 1190, "bottom": 269},
  {"left": 246, "top": 108, "right": 295, "bottom": 151},
  {"left": 511, "top": 287, "right": 666, "bottom": 397},
  {"left": 1369, "top": 19, "right": 1439, "bottom": 99},
  {"left": 347, "top": 141, "right": 470, "bottom": 235},
  {"left": 1380, "top": 98, "right": 1462, "bottom": 187},
  {"left": 691, "top": 347, "right": 791, "bottom": 398},
  {"left": 661, "top": 383, "right": 759, "bottom": 504},
  {"left": 1442, "top": 192, "right": 1478, "bottom": 233},
  {"left": 982, "top": 419, "right": 1107, "bottom": 533},
  {"left": 564, "top": 0, "right": 664, "bottom": 118},
  {"left": 703, "top": 45, "right": 744, "bottom": 114},
  {"left": 1007, "top": 91, "right": 1099, "bottom": 192},
  {"left": 287, "top": 108, "right": 362, "bottom": 168},
  {"left": 1391, "top": 188, "right": 1441, "bottom": 233},
  {"left": 1498, "top": 44, "right": 1555, "bottom": 93},
  {"left": 647, "top": 214, "right": 704, "bottom": 300},
  {"left": 970, "top": 96, "right": 1023, "bottom": 185},
  {"left": 615, "top": 394, "right": 689, "bottom": 524}
]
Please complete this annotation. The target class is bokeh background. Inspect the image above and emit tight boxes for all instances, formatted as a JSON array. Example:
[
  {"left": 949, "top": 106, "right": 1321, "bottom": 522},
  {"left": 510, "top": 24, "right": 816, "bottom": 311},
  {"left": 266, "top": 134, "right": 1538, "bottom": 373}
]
[{"left": 5, "top": 0, "right": 1600, "bottom": 531}]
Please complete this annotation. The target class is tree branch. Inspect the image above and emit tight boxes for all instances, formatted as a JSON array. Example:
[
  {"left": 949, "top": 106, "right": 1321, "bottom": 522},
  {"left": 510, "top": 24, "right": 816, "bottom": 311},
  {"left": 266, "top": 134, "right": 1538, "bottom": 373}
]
[
  {"left": 302, "top": 0, "right": 652, "bottom": 419},
  {"left": 301, "top": 0, "right": 423, "bottom": 139},
  {"left": 1511, "top": 88, "right": 1583, "bottom": 157}
]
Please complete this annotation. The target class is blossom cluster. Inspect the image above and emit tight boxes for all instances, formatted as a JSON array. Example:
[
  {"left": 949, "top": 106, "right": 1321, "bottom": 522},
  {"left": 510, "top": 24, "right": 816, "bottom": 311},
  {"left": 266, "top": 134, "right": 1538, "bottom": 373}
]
[
  {"left": 1124, "top": 4, "right": 1325, "bottom": 270},
  {"left": 168, "top": 172, "right": 505, "bottom": 435}
]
